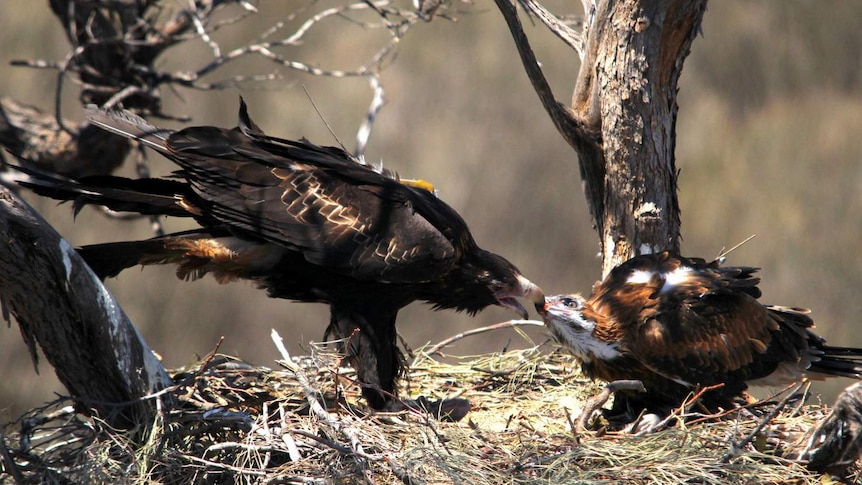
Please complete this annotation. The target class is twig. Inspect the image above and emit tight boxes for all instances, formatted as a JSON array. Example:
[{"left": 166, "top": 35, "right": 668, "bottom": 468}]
[
  {"left": 418, "top": 319, "right": 544, "bottom": 362},
  {"left": 716, "top": 234, "right": 757, "bottom": 261},
  {"left": 271, "top": 331, "right": 327, "bottom": 415},
  {"left": 491, "top": 0, "right": 586, "bottom": 155},
  {"left": 262, "top": 472, "right": 328, "bottom": 485},
  {"left": 0, "top": 432, "right": 25, "bottom": 484},
  {"left": 680, "top": 382, "right": 803, "bottom": 429},
  {"left": 195, "top": 337, "right": 226, "bottom": 375},
  {"left": 187, "top": 0, "right": 223, "bottom": 58},
  {"left": 278, "top": 403, "right": 302, "bottom": 462},
  {"left": 562, "top": 406, "right": 579, "bottom": 437},
  {"left": 187, "top": 1, "right": 415, "bottom": 83},
  {"left": 271, "top": 329, "right": 375, "bottom": 472},
  {"left": 577, "top": 380, "right": 645, "bottom": 431},
  {"left": 302, "top": 84, "right": 346, "bottom": 152},
  {"left": 721, "top": 382, "right": 805, "bottom": 463},
  {"left": 384, "top": 455, "right": 416, "bottom": 485},
  {"left": 289, "top": 428, "right": 379, "bottom": 485},
  {"left": 290, "top": 429, "right": 361, "bottom": 457},
  {"left": 645, "top": 383, "right": 729, "bottom": 432},
  {"left": 259, "top": 400, "right": 272, "bottom": 469},
  {"left": 515, "top": 0, "right": 584, "bottom": 57},
  {"left": 182, "top": 453, "right": 269, "bottom": 476},
  {"left": 354, "top": 75, "right": 386, "bottom": 157}
]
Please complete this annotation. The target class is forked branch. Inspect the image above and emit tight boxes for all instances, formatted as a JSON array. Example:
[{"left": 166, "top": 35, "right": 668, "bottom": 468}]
[{"left": 494, "top": 0, "right": 705, "bottom": 276}]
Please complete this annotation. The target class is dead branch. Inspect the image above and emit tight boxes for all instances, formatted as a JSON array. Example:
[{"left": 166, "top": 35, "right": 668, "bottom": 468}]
[
  {"left": 722, "top": 382, "right": 806, "bottom": 463},
  {"left": 0, "top": 185, "right": 173, "bottom": 429},
  {"left": 418, "top": 319, "right": 545, "bottom": 361},
  {"left": 515, "top": 0, "right": 585, "bottom": 56},
  {"left": 5, "top": 0, "right": 443, "bottom": 179},
  {"left": 577, "top": 379, "right": 645, "bottom": 431}
]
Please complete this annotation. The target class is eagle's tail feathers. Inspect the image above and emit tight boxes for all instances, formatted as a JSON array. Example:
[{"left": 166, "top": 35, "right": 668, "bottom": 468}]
[
  {"left": 78, "top": 230, "right": 220, "bottom": 280},
  {"left": 14, "top": 164, "right": 190, "bottom": 217},
  {"left": 78, "top": 240, "right": 163, "bottom": 280},
  {"left": 809, "top": 346, "right": 862, "bottom": 379}
]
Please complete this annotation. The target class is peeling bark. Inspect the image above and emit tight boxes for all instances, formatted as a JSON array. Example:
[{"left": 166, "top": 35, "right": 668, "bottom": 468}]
[{"left": 583, "top": 0, "right": 703, "bottom": 273}]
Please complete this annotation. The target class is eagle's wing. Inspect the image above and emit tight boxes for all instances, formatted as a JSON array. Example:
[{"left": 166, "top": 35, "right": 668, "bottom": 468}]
[
  {"left": 163, "top": 125, "right": 459, "bottom": 283},
  {"left": 629, "top": 294, "right": 781, "bottom": 387},
  {"left": 84, "top": 101, "right": 464, "bottom": 283}
]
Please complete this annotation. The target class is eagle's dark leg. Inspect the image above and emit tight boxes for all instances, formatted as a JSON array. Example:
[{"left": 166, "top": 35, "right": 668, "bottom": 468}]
[{"left": 327, "top": 306, "right": 402, "bottom": 410}]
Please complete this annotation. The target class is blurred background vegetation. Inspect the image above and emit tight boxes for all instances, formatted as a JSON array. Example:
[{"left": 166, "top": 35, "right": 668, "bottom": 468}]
[{"left": 1, "top": 0, "right": 860, "bottom": 420}]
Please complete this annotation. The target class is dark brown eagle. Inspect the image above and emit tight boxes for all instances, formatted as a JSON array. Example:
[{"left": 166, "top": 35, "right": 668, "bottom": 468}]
[
  {"left": 539, "top": 251, "right": 862, "bottom": 416},
  {"left": 19, "top": 100, "right": 544, "bottom": 413}
]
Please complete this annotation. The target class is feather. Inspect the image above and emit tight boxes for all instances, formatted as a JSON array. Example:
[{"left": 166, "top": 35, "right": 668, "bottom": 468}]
[{"left": 85, "top": 105, "right": 173, "bottom": 153}]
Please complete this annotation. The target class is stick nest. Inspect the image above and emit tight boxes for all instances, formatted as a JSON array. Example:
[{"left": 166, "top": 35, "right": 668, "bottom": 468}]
[{"left": 1, "top": 335, "right": 859, "bottom": 484}]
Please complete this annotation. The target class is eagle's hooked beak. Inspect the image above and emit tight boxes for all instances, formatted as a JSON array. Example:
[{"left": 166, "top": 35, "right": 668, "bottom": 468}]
[{"left": 497, "top": 275, "right": 545, "bottom": 319}]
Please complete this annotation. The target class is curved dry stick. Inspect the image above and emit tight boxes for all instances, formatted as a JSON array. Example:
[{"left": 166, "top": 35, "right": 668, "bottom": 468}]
[
  {"left": 418, "top": 319, "right": 545, "bottom": 363},
  {"left": 576, "top": 380, "right": 645, "bottom": 431}
]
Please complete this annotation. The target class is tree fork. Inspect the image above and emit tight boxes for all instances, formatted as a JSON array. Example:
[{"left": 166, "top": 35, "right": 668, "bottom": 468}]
[{"left": 495, "top": 0, "right": 706, "bottom": 276}]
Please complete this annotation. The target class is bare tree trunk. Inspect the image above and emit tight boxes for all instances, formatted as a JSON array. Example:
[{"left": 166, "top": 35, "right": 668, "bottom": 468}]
[
  {"left": 495, "top": 0, "right": 705, "bottom": 276},
  {"left": 0, "top": 187, "right": 173, "bottom": 429}
]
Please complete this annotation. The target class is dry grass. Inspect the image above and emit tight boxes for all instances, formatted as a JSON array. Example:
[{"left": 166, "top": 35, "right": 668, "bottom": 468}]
[{"left": 1, "top": 331, "right": 859, "bottom": 485}]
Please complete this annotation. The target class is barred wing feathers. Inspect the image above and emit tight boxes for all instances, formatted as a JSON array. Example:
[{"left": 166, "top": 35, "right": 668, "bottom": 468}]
[{"left": 86, "top": 102, "right": 463, "bottom": 283}]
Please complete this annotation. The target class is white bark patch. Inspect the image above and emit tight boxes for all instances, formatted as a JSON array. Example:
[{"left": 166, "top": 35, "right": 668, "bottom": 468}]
[
  {"left": 639, "top": 244, "right": 658, "bottom": 255},
  {"left": 604, "top": 233, "right": 616, "bottom": 257},
  {"left": 85, "top": 260, "right": 167, "bottom": 393},
  {"left": 634, "top": 201, "right": 661, "bottom": 219},
  {"left": 59, "top": 239, "right": 75, "bottom": 281}
]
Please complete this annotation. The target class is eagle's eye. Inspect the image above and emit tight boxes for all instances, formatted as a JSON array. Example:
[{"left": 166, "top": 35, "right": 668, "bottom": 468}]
[{"left": 561, "top": 297, "right": 581, "bottom": 309}]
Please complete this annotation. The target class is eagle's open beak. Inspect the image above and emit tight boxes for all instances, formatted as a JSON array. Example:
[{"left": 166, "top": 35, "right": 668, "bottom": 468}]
[{"left": 498, "top": 275, "right": 545, "bottom": 319}]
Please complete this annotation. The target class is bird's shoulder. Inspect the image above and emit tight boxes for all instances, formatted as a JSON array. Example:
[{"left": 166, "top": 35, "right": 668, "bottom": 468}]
[{"left": 589, "top": 251, "right": 761, "bottom": 321}]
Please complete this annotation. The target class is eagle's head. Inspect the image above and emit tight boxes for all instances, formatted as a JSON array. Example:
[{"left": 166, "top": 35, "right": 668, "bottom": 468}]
[
  {"left": 540, "top": 294, "right": 621, "bottom": 363},
  {"left": 439, "top": 249, "right": 544, "bottom": 319}
]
